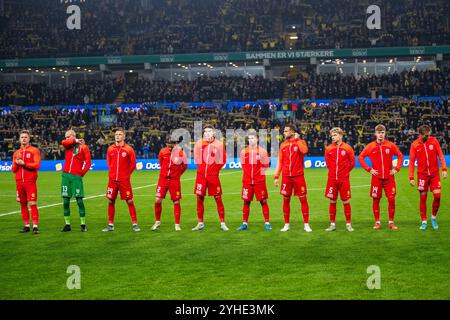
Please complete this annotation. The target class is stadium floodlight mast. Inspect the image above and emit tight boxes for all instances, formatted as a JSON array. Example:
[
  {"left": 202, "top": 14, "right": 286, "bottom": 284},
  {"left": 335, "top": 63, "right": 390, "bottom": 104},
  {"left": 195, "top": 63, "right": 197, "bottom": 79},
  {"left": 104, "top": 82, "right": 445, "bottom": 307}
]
[{"left": 170, "top": 121, "right": 281, "bottom": 165}]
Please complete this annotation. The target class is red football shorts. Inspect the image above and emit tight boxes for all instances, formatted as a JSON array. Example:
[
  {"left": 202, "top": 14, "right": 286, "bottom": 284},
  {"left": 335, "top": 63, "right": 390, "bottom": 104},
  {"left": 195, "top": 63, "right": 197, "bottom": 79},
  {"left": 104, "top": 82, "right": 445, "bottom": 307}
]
[
  {"left": 280, "top": 175, "right": 307, "bottom": 197},
  {"left": 370, "top": 176, "right": 396, "bottom": 199},
  {"left": 325, "top": 177, "right": 351, "bottom": 201},
  {"left": 194, "top": 174, "right": 222, "bottom": 197},
  {"left": 156, "top": 177, "right": 182, "bottom": 201},
  {"left": 106, "top": 179, "right": 133, "bottom": 200},
  {"left": 242, "top": 182, "right": 268, "bottom": 202},
  {"left": 16, "top": 182, "right": 37, "bottom": 203},
  {"left": 417, "top": 174, "right": 441, "bottom": 192}
]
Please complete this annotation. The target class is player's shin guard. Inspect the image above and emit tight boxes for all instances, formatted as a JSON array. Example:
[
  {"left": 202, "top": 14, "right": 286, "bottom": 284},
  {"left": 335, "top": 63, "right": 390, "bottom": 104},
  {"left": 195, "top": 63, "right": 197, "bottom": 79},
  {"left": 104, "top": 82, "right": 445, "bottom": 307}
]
[
  {"left": 107, "top": 202, "right": 115, "bottom": 225},
  {"left": 420, "top": 193, "right": 428, "bottom": 222},
  {"left": 173, "top": 202, "right": 181, "bottom": 225},
  {"left": 215, "top": 196, "right": 225, "bottom": 223},
  {"left": 299, "top": 196, "right": 309, "bottom": 224},
  {"left": 343, "top": 203, "right": 352, "bottom": 224},
  {"left": 388, "top": 197, "right": 396, "bottom": 222},
  {"left": 242, "top": 201, "right": 250, "bottom": 223},
  {"left": 154, "top": 202, "right": 162, "bottom": 222},
  {"left": 127, "top": 201, "right": 138, "bottom": 225},
  {"left": 372, "top": 198, "right": 381, "bottom": 222},
  {"left": 432, "top": 193, "right": 441, "bottom": 217},
  {"left": 196, "top": 196, "right": 205, "bottom": 223},
  {"left": 63, "top": 197, "right": 71, "bottom": 224},
  {"left": 76, "top": 197, "right": 86, "bottom": 225},
  {"left": 329, "top": 202, "right": 337, "bottom": 223},
  {"left": 30, "top": 205, "right": 39, "bottom": 226},
  {"left": 260, "top": 200, "right": 270, "bottom": 223},
  {"left": 283, "top": 197, "right": 291, "bottom": 224},
  {"left": 20, "top": 203, "right": 30, "bottom": 226}
]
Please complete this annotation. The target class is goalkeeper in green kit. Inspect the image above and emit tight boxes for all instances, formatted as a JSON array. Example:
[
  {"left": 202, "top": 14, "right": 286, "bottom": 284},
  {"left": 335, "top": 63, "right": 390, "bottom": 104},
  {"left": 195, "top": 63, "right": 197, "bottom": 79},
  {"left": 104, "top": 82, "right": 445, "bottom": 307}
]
[{"left": 60, "top": 130, "right": 91, "bottom": 232}]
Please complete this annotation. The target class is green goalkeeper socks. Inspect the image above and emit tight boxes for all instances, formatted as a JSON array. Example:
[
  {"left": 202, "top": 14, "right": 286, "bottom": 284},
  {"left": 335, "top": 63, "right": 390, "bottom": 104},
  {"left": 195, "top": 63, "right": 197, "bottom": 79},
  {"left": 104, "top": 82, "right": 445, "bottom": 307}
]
[
  {"left": 76, "top": 198, "right": 86, "bottom": 225},
  {"left": 63, "top": 197, "right": 71, "bottom": 224}
]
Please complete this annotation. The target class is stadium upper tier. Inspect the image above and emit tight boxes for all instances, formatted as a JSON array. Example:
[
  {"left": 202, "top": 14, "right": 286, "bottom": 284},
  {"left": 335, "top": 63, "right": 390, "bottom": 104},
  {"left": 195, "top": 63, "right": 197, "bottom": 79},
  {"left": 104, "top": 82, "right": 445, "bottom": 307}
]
[{"left": 1, "top": 0, "right": 449, "bottom": 59}]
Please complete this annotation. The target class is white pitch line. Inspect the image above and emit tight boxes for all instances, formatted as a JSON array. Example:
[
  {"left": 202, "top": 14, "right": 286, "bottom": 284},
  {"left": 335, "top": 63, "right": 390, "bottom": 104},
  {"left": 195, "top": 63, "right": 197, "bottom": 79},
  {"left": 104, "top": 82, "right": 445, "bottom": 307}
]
[{"left": 0, "top": 171, "right": 240, "bottom": 217}]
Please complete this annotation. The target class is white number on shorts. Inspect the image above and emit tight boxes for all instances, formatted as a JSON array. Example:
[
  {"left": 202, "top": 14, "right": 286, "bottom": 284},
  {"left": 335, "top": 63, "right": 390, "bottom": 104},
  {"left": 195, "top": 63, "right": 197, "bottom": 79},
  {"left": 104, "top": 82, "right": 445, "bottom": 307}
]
[
  {"left": 107, "top": 187, "right": 113, "bottom": 195},
  {"left": 196, "top": 183, "right": 202, "bottom": 191}
]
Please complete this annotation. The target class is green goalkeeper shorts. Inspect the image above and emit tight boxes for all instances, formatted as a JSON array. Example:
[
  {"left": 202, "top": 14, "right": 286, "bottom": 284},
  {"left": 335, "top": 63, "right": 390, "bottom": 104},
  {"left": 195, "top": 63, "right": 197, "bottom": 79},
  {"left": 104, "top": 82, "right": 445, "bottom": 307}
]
[{"left": 61, "top": 172, "right": 84, "bottom": 198}]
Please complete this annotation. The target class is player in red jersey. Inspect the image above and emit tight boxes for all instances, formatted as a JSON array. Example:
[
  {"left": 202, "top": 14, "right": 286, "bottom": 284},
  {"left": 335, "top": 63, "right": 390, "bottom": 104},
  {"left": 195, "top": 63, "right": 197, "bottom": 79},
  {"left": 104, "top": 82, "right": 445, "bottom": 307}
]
[
  {"left": 324, "top": 127, "right": 356, "bottom": 232},
  {"left": 358, "top": 124, "right": 403, "bottom": 230},
  {"left": 11, "top": 130, "right": 41, "bottom": 234},
  {"left": 238, "top": 130, "right": 272, "bottom": 231},
  {"left": 274, "top": 124, "right": 312, "bottom": 232},
  {"left": 102, "top": 128, "right": 139, "bottom": 232},
  {"left": 408, "top": 125, "right": 447, "bottom": 230},
  {"left": 151, "top": 138, "right": 187, "bottom": 232},
  {"left": 192, "top": 125, "right": 229, "bottom": 231},
  {"left": 60, "top": 129, "right": 91, "bottom": 232}
]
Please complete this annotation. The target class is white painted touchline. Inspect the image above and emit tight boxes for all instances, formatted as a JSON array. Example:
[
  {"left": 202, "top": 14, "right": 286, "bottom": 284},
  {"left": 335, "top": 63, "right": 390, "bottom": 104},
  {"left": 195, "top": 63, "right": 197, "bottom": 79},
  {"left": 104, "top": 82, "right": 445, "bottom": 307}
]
[
  {"left": 0, "top": 178, "right": 370, "bottom": 217},
  {"left": 0, "top": 171, "right": 240, "bottom": 217}
]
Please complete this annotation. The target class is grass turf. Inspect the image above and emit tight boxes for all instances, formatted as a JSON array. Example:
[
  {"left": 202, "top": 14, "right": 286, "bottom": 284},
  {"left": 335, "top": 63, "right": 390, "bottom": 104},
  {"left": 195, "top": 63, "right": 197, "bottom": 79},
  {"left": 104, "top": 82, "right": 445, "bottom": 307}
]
[{"left": 0, "top": 168, "right": 448, "bottom": 299}]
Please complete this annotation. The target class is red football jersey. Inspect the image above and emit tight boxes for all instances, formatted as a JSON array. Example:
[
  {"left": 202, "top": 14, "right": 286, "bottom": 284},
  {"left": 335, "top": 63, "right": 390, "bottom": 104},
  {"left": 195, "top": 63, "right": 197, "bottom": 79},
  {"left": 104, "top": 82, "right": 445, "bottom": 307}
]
[
  {"left": 158, "top": 146, "right": 187, "bottom": 179},
  {"left": 240, "top": 146, "right": 269, "bottom": 185},
  {"left": 325, "top": 142, "right": 355, "bottom": 180},
  {"left": 409, "top": 136, "right": 447, "bottom": 179},
  {"left": 358, "top": 140, "right": 403, "bottom": 179},
  {"left": 11, "top": 145, "right": 41, "bottom": 183},
  {"left": 274, "top": 137, "right": 308, "bottom": 179},
  {"left": 194, "top": 138, "right": 226, "bottom": 177},
  {"left": 62, "top": 139, "right": 91, "bottom": 176},
  {"left": 106, "top": 143, "right": 136, "bottom": 181}
]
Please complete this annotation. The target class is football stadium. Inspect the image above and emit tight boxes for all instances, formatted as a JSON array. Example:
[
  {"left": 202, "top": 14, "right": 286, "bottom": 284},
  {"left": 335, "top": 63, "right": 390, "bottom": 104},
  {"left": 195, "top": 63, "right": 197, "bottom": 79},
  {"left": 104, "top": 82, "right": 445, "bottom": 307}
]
[{"left": 0, "top": 0, "right": 449, "bottom": 305}]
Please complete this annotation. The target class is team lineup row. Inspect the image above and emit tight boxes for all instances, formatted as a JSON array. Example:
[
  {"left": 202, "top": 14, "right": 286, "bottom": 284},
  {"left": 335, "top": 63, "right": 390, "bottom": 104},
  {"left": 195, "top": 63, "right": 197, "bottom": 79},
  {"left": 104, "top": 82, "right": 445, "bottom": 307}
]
[{"left": 10, "top": 124, "right": 447, "bottom": 234}]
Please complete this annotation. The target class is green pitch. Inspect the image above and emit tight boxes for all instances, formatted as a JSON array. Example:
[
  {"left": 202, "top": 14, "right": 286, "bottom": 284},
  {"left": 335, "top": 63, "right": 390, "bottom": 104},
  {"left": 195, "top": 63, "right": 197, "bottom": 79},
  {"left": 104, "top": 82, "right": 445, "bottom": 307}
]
[{"left": 0, "top": 168, "right": 449, "bottom": 300}]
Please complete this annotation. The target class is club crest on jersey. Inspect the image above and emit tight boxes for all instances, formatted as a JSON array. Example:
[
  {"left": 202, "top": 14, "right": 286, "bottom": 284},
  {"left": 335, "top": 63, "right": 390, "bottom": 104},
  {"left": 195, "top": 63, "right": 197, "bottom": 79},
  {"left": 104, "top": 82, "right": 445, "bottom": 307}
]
[
  {"left": 26, "top": 153, "right": 31, "bottom": 158},
  {"left": 122, "top": 152, "right": 127, "bottom": 157},
  {"left": 341, "top": 150, "right": 346, "bottom": 156},
  {"left": 256, "top": 154, "right": 261, "bottom": 160},
  {"left": 294, "top": 146, "right": 299, "bottom": 152},
  {"left": 385, "top": 148, "right": 390, "bottom": 154},
  {"left": 429, "top": 145, "right": 434, "bottom": 150},
  {"left": 372, "top": 186, "right": 378, "bottom": 196}
]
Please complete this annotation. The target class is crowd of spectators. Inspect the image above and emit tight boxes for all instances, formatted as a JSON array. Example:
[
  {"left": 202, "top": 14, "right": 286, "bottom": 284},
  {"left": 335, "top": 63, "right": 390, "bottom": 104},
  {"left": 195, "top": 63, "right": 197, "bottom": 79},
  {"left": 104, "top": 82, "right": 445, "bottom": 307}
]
[
  {"left": 0, "top": 78, "right": 120, "bottom": 106},
  {"left": 287, "top": 69, "right": 450, "bottom": 99},
  {"left": 1, "top": 69, "right": 449, "bottom": 106},
  {"left": 0, "top": 99, "right": 448, "bottom": 161},
  {"left": 1, "top": 0, "right": 449, "bottom": 58}
]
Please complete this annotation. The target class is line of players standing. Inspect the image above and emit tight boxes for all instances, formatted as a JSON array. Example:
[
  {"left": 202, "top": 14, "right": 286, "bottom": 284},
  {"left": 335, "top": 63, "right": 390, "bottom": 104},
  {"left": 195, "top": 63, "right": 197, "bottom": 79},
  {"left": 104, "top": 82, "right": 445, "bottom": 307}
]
[{"left": 11, "top": 124, "right": 447, "bottom": 234}]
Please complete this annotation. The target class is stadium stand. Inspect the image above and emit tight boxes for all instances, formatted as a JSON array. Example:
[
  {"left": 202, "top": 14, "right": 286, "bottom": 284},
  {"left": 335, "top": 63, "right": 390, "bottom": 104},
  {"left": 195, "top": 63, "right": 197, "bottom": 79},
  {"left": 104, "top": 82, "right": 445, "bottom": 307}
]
[
  {"left": 1, "top": 69, "right": 449, "bottom": 106},
  {"left": 1, "top": 0, "right": 449, "bottom": 58},
  {"left": 1, "top": 98, "right": 448, "bottom": 160}
]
